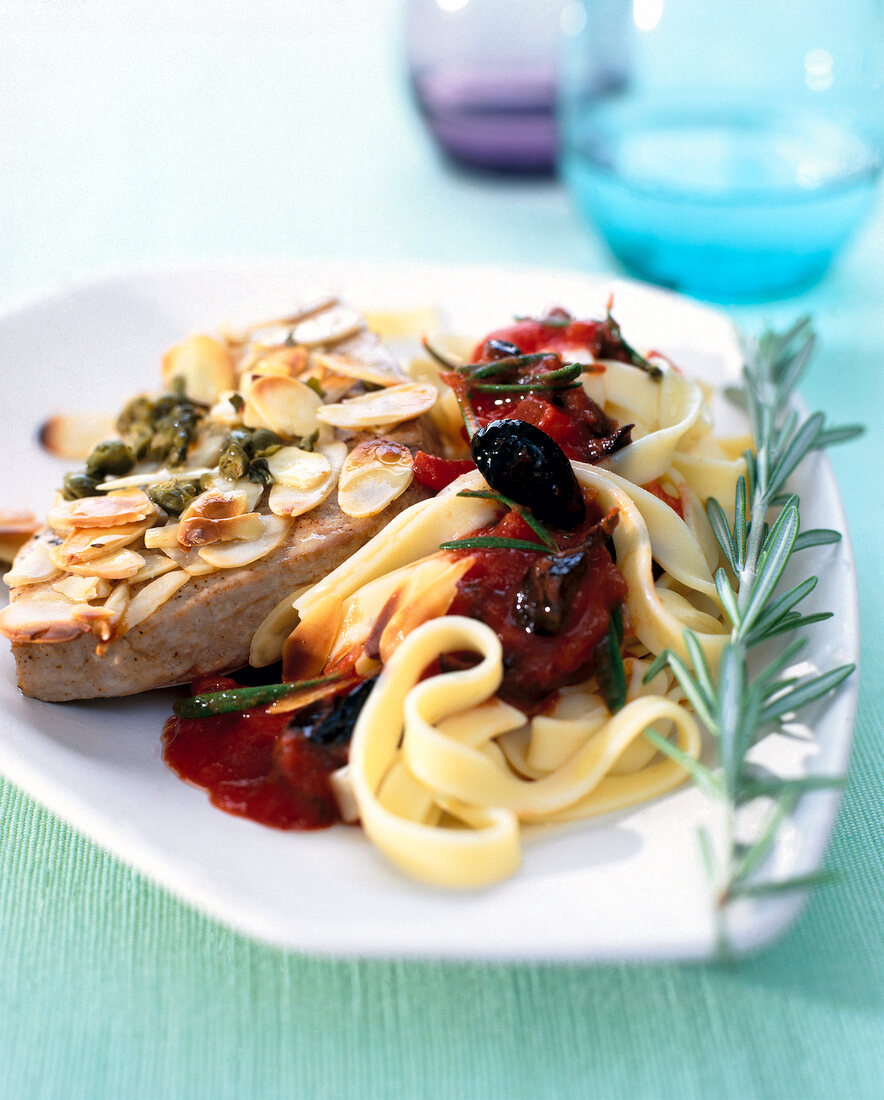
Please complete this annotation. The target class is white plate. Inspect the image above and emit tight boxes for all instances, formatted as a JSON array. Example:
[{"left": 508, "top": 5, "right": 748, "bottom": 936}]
[{"left": 0, "top": 260, "right": 859, "bottom": 960}]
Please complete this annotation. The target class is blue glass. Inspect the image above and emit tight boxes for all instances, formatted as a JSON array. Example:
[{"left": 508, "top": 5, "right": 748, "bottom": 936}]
[{"left": 560, "top": 0, "right": 884, "bottom": 301}]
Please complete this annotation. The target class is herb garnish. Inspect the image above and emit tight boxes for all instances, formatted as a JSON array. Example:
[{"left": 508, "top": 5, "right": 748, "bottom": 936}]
[
  {"left": 455, "top": 488, "right": 558, "bottom": 550},
  {"left": 438, "top": 536, "right": 552, "bottom": 554},
  {"left": 174, "top": 675, "right": 342, "bottom": 718},
  {"left": 643, "top": 317, "right": 861, "bottom": 947}
]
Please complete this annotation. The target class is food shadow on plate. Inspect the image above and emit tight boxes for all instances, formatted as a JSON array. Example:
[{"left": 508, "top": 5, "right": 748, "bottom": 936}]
[{"left": 519, "top": 811, "right": 643, "bottom": 877}]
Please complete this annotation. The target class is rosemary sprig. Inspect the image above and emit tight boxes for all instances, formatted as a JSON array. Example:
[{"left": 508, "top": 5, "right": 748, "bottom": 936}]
[
  {"left": 456, "top": 489, "right": 557, "bottom": 549},
  {"left": 644, "top": 318, "right": 861, "bottom": 941},
  {"left": 438, "top": 536, "right": 552, "bottom": 553},
  {"left": 174, "top": 675, "right": 341, "bottom": 718}
]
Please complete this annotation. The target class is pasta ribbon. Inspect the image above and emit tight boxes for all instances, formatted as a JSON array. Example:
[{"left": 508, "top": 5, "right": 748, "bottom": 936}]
[{"left": 349, "top": 616, "right": 702, "bottom": 888}]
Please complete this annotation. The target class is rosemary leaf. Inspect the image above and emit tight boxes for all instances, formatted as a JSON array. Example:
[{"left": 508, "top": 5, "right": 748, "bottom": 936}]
[{"left": 438, "top": 536, "right": 551, "bottom": 553}]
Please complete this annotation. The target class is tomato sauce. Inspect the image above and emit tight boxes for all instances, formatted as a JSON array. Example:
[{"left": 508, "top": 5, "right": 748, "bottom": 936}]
[
  {"left": 447, "top": 506, "right": 627, "bottom": 712},
  {"left": 162, "top": 675, "right": 347, "bottom": 830}
]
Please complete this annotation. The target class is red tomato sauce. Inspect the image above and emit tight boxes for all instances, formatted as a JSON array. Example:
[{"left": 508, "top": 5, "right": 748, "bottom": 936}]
[
  {"left": 447, "top": 506, "right": 627, "bottom": 712},
  {"left": 162, "top": 675, "right": 346, "bottom": 830}
]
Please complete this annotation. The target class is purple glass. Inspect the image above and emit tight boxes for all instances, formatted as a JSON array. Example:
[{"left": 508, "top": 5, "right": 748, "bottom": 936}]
[{"left": 406, "top": 0, "right": 563, "bottom": 175}]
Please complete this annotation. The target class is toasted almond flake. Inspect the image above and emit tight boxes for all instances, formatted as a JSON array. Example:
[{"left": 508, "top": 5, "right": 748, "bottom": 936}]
[
  {"left": 162, "top": 335, "right": 235, "bottom": 405},
  {"left": 224, "top": 297, "right": 340, "bottom": 347},
  {"left": 197, "top": 515, "right": 291, "bottom": 568},
  {"left": 52, "top": 574, "right": 112, "bottom": 602},
  {"left": 98, "top": 467, "right": 216, "bottom": 491},
  {"left": 266, "top": 446, "right": 332, "bottom": 491},
  {"left": 311, "top": 350, "right": 407, "bottom": 389},
  {"left": 178, "top": 511, "right": 263, "bottom": 550},
  {"left": 241, "top": 347, "right": 309, "bottom": 379},
  {"left": 38, "top": 413, "right": 119, "bottom": 460},
  {"left": 91, "top": 582, "right": 132, "bottom": 650},
  {"left": 0, "top": 510, "right": 40, "bottom": 563},
  {"left": 63, "top": 548, "right": 145, "bottom": 580},
  {"left": 337, "top": 440, "right": 414, "bottom": 519},
  {"left": 0, "top": 592, "right": 88, "bottom": 643},
  {"left": 180, "top": 488, "right": 248, "bottom": 523},
  {"left": 249, "top": 584, "right": 311, "bottom": 668},
  {"left": 3, "top": 540, "right": 62, "bottom": 588},
  {"left": 128, "top": 551, "right": 179, "bottom": 585},
  {"left": 315, "top": 382, "right": 436, "bottom": 429},
  {"left": 159, "top": 543, "right": 217, "bottom": 575},
  {"left": 203, "top": 475, "right": 263, "bottom": 511},
  {"left": 50, "top": 517, "right": 153, "bottom": 568},
  {"left": 48, "top": 488, "right": 155, "bottom": 531},
  {"left": 289, "top": 304, "right": 364, "bottom": 349},
  {"left": 242, "top": 373, "right": 323, "bottom": 437},
  {"left": 144, "top": 523, "right": 181, "bottom": 549},
  {"left": 267, "top": 441, "right": 346, "bottom": 518},
  {"left": 120, "top": 570, "right": 189, "bottom": 633}
]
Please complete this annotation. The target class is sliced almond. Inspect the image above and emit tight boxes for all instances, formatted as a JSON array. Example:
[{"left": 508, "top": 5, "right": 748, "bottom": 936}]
[
  {"left": 197, "top": 515, "right": 291, "bottom": 569},
  {"left": 38, "top": 412, "right": 120, "bottom": 461},
  {"left": 128, "top": 551, "right": 179, "bottom": 585},
  {"left": 48, "top": 488, "right": 155, "bottom": 531},
  {"left": 0, "top": 510, "right": 40, "bottom": 563},
  {"left": 98, "top": 467, "right": 216, "bottom": 492},
  {"left": 180, "top": 488, "right": 248, "bottom": 523},
  {"left": 266, "top": 446, "right": 332, "bottom": 491},
  {"left": 3, "top": 539, "right": 62, "bottom": 588},
  {"left": 311, "top": 350, "right": 407, "bottom": 389},
  {"left": 159, "top": 543, "right": 217, "bottom": 576},
  {"left": 289, "top": 303, "right": 364, "bottom": 349},
  {"left": 51, "top": 574, "right": 112, "bottom": 602},
  {"left": 241, "top": 346, "right": 309, "bottom": 379},
  {"left": 0, "top": 591, "right": 88, "bottom": 643},
  {"left": 242, "top": 373, "right": 323, "bottom": 438},
  {"left": 178, "top": 511, "right": 263, "bottom": 550},
  {"left": 337, "top": 440, "right": 413, "bottom": 519},
  {"left": 267, "top": 441, "right": 346, "bottom": 518},
  {"left": 224, "top": 297, "right": 340, "bottom": 347},
  {"left": 50, "top": 518, "right": 153, "bottom": 568},
  {"left": 144, "top": 523, "right": 181, "bottom": 549},
  {"left": 315, "top": 382, "right": 436, "bottom": 430},
  {"left": 63, "top": 548, "right": 145, "bottom": 580},
  {"left": 92, "top": 581, "right": 131, "bottom": 647},
  {"left": 120, "top": 570, "right": 189, "bottom": 633},
  {"left": 162, "top": 335, "right": 235, "bottom": 405},
  {"left": 203, "top": 475, "right": 264, "bottom": 511}
]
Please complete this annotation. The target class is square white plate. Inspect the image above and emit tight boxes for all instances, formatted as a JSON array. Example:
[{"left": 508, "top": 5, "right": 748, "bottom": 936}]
[{"left": 0, "top": 259, "right": 859, "bottom": 960}]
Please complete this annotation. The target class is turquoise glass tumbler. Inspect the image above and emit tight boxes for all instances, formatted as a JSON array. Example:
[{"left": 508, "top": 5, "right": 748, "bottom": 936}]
[{"left": 559, "top": 0, "right": 884, "bottom": 300}]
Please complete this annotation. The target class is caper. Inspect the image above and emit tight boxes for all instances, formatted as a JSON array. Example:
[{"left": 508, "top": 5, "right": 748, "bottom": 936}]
[
  {"left": 116, "top": 394, "right": 154, "bottom": 435},
  {"left": 470, "top": 419, "right": 586, "bottom": 530},
  {"left": 299, "top": 430, "right": 319, "bottom": 453},
  {"left": 248, "top": 428, "right": 283, "bottom": 457},
  {"left": 62, "top": 472, "right": 101, "bottom": 500},
  {"left": 147, "top": 478, "right": 201, "bottom": 516},
  {"left": 248, "top": 457, "right": 273, "bottom": 485},
  {"left": 219, "top": 440, "right": 249, "bottom": 480},
  {"left": 85, "top": 439, "right": 136, "bottom": 479}
]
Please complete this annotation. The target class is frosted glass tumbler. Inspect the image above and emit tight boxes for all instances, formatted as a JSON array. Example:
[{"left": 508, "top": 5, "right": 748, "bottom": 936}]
[{"left": 559, "top": 0, "right": 884, "bottom": 300}]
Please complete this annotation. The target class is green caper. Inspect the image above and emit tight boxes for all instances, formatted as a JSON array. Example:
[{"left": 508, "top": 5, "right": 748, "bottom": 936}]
[
  {"left": 218, "top": 440, "right": 249, "bottom": 480},
  {"left": 229, "top": 392, "right": 245, "bottom": 413},
  {"left": 147, "top": 478, "right": 202, "bottom": 516},
  {"left": 85, "top": 439, "right": 137, "bottom": 479},
  {"left": 248, "top": 428, "right": 283, "bottom": 457},
  {"left": 116, "top": 394, "right": 154, "bottom": 435},
  {"left": 299, "top": 430, "right": 319, "bottom": 453},
  {"left": 248, "top": 457, "right": 273, "bottom": 485},
  {"left": 305, "top": 377, "right": 325, "bottom": 398},
  {"left": 62, "top": 472, "right": 101, "bottom": 500}
]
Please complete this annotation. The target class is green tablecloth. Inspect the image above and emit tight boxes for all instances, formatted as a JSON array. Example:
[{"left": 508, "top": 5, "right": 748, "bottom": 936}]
[{"left": 0, "top": 6, "right": 881, "bottom": 1096}]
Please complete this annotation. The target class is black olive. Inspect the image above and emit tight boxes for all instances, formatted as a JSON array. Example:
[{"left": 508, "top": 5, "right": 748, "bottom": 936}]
[
  {"left": 514, "top": 549, "right": 588, "bottom": 635},
  {"left": 484, "top": 338, "right": 523, "bottom": 360},
  {"left": 291, "top": 678, "right": 377, "bottom": 747},
  {"left": 471, "top": 419, "right": 585, "bottom": 530}
]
